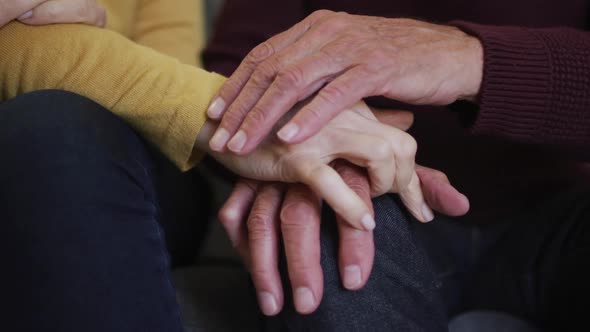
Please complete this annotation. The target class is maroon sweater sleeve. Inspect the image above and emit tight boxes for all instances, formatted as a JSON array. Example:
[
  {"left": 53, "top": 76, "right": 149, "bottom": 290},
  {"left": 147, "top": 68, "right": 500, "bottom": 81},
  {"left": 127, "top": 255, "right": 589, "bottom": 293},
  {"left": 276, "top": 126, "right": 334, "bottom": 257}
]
[
  {"left": 453, "top": 22, "right": 590, "bottom": 149},
  {"left": 203, "top": 0, "right": 307, "bottom": 76}
]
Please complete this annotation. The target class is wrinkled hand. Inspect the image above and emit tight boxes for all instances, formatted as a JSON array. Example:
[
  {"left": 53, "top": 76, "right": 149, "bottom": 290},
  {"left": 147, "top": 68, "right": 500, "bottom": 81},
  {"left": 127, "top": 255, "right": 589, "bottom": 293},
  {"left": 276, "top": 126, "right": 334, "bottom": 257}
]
[
  {"left": 217, "top": 111, "right": 469, "bottom": 316},
  {"left": 199, "top": 102, "right": 434, "bottom": 230},
  {"left": 219, "top": 162, "right": 374, "bottom": 316},
  {"left": 0, "top": 0, "right": 106, "bottom": 28},
  {"left": 207, "top": 10, "right": 483, "bottom": 154},
  {"left": 221, "top": 166, "right": 469, "bottom": 316}
]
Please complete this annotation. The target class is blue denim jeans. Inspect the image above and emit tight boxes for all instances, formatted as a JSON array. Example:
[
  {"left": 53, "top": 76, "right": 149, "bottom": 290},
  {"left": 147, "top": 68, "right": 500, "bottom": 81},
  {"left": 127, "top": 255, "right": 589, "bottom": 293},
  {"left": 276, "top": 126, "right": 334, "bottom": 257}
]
[{"left": 0, "top": 90, "right": 211, "bottom": 331}]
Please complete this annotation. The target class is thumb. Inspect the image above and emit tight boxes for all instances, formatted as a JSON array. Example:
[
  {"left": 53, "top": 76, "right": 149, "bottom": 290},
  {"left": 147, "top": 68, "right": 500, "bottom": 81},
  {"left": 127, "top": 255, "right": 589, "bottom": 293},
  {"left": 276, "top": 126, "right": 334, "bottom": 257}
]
[{"left": 416, "top": 165, "right": 470, "bottom": 217}]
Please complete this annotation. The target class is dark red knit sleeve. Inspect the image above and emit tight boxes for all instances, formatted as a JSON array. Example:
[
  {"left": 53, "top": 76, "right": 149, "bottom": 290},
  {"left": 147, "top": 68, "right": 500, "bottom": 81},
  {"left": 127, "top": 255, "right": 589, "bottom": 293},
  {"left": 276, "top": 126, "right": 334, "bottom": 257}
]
[
  {"left": 452, "top": 22, "right": 590, "bottom": 150},
  {"left": 203, "top": 0, "right": 307, "bottom": 76}
]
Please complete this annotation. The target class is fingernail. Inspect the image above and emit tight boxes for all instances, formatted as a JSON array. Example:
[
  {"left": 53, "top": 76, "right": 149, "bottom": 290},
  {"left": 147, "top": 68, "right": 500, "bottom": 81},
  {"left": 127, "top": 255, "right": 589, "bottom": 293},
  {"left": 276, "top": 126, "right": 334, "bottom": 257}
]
[
  {"left": 228, "top": 130, "right": 247, "bottom": 153},
  {"left": 422, "top": 204, "right": 435, "bottom": 222},
  {"left": 18, "top": 10, "right": 33, "bottom": 20},
  {"left": 361, "top": 214, "right": 376, "bottom": 231},
  {"left": 343, "top": 265, "right": 362, "bottom": 289},
  {"left": 277, "top": 123, "right": 300, "bottom": 142},
  {"left": 294, "top": 287, "right": 316, "bottom": 314},
  {"left": 257, "top": 292, "right": 278, "bottom": 316},
  {"left": 207, "top": 97, "right": 226, "bottom": 119},
  {"left": 209, "top": 128, "right": 230, "bottom": 151}
]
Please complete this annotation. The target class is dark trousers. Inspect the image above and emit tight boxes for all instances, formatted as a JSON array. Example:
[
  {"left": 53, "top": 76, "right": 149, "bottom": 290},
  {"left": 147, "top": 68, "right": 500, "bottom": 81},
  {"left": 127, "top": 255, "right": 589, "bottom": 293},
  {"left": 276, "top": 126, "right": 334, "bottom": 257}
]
[
  {"left": 2, "top": 90, "right": 588, "bottom": 332},
  {"left": 0, "top": 90, "right": 211, "bottom": 332},
  {"left": 268, "top": 189, "right": 590, "bottom": 331}
]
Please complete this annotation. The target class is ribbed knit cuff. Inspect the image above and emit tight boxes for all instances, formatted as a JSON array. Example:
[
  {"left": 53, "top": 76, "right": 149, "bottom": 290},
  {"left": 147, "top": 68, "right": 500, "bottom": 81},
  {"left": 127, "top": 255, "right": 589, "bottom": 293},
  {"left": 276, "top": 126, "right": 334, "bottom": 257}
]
[
  {"left": 451, "top": 21, "right": 552, "bottom": 140},
  {"left": 163, "top": 71, "right": 227, "bottom": 171}
]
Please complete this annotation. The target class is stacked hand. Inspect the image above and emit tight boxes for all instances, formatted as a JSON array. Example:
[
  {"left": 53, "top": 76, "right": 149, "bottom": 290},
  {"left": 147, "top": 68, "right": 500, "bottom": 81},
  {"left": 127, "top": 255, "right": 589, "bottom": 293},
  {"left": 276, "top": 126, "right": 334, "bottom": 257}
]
[
  {"left": 0, "top": 0, "right": 106, "bottom": 28},
  {"left": 198, "top": 101, "right": 437, "bottom": 230},
  {"left": 207, "top": 10, "right": 483, "bottom": 154},
  {"left": 216, "top": 110, "right": 469, "bottom": 315},
  {"left": 205, "top": 10, "right": 482, "bottom": 316}
]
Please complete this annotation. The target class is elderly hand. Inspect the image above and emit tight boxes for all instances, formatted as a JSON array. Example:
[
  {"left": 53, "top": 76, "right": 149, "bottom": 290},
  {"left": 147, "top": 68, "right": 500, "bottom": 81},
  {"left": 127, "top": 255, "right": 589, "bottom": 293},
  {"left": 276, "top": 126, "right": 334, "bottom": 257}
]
[
  {"left": 207, "top": 10, "right": 483, "bottom": 154},
  {"left": 199, "top": 101, "right": 433, "bottom": 231},
  {"left": 217, "top": 111, "right": 470, "bottom": 316},
  {"left": 0, "top": 0, "right": 106, "bottom": 28}
]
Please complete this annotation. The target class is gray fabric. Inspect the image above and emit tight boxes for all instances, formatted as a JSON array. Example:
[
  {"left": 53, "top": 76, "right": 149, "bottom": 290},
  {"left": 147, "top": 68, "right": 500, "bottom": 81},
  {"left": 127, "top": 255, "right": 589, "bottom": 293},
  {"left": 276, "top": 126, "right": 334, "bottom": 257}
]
[{"left": 266, "top": 195, "right": 448, "bottom": 332}]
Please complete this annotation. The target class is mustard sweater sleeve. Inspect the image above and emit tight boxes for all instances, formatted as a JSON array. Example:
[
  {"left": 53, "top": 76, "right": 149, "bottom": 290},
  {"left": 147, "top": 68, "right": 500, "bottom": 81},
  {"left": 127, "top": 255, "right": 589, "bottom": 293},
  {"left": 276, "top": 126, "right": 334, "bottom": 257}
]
[
  {"left": 132, "top": 0, "right": 205, "bottom": 66},
  {"left": 0, "top": 22, "right": 226, "bottom": 171}
]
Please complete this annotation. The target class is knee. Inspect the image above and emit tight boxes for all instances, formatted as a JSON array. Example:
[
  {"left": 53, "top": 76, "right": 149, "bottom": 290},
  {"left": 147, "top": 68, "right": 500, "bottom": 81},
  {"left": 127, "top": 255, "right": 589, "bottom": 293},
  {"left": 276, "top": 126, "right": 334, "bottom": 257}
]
[{"left": 0, "top": 90, "right": 150, "bottom": 170}]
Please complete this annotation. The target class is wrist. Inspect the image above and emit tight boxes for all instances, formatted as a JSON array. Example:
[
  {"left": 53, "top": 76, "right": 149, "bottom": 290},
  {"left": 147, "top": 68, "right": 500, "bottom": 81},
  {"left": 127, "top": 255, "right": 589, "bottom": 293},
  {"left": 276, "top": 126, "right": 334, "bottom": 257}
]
[{"left": 458, "top": 34, "right": 484, "bottom": 102}]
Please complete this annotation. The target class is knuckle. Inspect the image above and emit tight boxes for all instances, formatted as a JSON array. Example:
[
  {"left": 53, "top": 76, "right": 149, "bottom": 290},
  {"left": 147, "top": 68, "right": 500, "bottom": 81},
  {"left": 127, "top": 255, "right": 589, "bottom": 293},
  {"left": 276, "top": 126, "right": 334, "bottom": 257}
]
[
  {"left": 306, "top": 9, "right": 336, "bottom": 27},
  {"left": 248, "top": 41, "right": 275, "bottom": 64},
  {"left": 357, "top": 62, "right": 380, "bottom": 78},
  {"left": 292, "top": 163, "right": 313, "bottom": 183},
  {"left": 222, "top": 105, "right": 249, "bottom": 126},
  {"left": 275, "top": 66, "right": 305, "bottom": 90},
  {"left": 288, "top": 264, "right": 316, "bottom": 280},
  {"left": 304, "top": 105, "right": 324, "bottom": 124},
  {"left": 372, "top": 141, "right": 393, "bottom": 161},
  {"left": 324, "top": 13, "right": 350, "bottom": 31},
  {"left": 318, "top": 84, "right": 347, "bottom": 106},
  {"left": 280, "top": 202, "right": 316, "bottom": 227},
  {"left": 430, "top": 169, "right": 449, "bottom": 182},
  {"left": 341, "top": 174, "right": 370, "bottom": 194},
  {"left": 368, "top": 46, "right": 390, "bottom": 62},
  {"left": 317, "top": 44, "right": 340, "bottom": 60},
  {"left": 218, "top": 208, "right": 238, "bottom": 228},
  {"left": 309, "top": 9, "right": 334, "bottom": 20},
  {"left": 246, "top": 212, "right": 275, "bottom": 239},
  {"left": 250, "top": 62, "right": 276, "bottom": 89},
  {"left": 346, "top": 180, "right": 370, "bottom": 197},
  {"left": 399, "top": 135, "right": 418, "bottom": 158},
  {"left": 353, "top": 184, "right": 373, "bottom": 202},
  {"left": 245, "top": 106, "right": 268, "bottom": 127},
  {"left": 250, "top": 266, "right": 273, "bottom": 282},
  {"left": 218, "top": 78, "right": 242, "bottom": 98}
]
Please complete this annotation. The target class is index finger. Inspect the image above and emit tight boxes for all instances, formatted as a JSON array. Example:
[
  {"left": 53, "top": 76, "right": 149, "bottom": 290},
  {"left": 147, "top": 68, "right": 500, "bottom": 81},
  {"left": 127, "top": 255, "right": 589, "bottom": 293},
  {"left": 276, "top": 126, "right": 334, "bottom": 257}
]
[
  {"left": 0, "top": 0, "right": 48, "bottom": 26},
  {"left": 295, "top": 162, "right": 375, "bottom": 232}
]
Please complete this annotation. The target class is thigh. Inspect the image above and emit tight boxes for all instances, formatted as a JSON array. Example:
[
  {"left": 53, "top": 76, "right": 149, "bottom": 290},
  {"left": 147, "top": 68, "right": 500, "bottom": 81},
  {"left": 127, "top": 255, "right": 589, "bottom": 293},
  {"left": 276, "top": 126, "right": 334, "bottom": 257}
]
[
  {"left": 462, "top": 188, "right": 590, "bottom": 331},
  {"left": 150, "top": 150, "right": 213, "bottom": 267},
  {"left": 266, "top": 195, "right": 448, "bottom": 332},
  {"left": 0, "top": 90, "right": 194, "bottom": 331}
]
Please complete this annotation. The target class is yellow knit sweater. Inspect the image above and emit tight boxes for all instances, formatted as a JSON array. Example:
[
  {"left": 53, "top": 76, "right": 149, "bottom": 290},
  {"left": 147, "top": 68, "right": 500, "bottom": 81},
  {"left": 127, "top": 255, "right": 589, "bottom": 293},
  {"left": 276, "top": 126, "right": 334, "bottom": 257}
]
[{"left": 0, "top": 0, "right": 226, "bottom": 170}]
